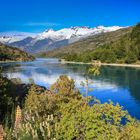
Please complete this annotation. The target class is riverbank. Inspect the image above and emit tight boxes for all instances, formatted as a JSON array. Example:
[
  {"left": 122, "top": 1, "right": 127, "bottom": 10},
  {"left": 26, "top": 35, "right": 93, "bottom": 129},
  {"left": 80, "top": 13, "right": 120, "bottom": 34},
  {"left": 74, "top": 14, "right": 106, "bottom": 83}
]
[
  {"left": 0, "top": 59, "right": 36, "bottom": 63},
  {"left": 0, "top": 60, "right": 21, "bottom": 63},
  {"left": 60, "top": 60, "right": 140, "bottom": 68}
]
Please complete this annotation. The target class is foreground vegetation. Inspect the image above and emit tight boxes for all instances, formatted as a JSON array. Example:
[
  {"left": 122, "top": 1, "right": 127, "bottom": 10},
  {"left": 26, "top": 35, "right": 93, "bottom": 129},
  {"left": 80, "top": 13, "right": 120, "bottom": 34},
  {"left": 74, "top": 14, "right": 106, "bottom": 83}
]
[
  {"left": 0, "top": 43, "right": 34, "bottom": 62},
  {"left": 0, "top": 68, "right": 140, "bottom": 140}
]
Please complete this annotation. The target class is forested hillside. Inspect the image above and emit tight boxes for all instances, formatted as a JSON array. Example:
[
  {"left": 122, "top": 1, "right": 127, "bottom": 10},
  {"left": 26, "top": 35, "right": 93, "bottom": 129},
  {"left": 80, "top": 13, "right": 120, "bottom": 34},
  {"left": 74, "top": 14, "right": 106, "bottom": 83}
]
[
  {"left": 44, "top": 24, "right": 140, "bottom": 64},
  {"left": 62, "top": 23, "right": 140, "bottom": 64},
  {"left": 0, "top": 44, "right": 34, "bottom": 62},
  {"left": 43, "top": 27, "right": 131, "bottom": 57}
]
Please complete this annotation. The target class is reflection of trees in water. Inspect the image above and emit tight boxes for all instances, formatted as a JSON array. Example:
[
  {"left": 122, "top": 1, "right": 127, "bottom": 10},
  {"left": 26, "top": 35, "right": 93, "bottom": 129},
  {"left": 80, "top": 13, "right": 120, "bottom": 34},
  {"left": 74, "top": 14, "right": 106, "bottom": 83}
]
[
  {"left": 56, "top": 64, "right": 140, "bottom": 105},
  {"left": 2, "top": 62, "right": 140, "bottom": 105},
  {"left": 98, "top": 66, "right": 140, "bottom": 104},
  {"left": 1, "top": 63, "right": 22, "bottom": 73},
  {"left": 67, "top": 65, "right": 140, "bottom": 105},
  {"left": 65, "top": 64, "right": 90, "bottom": 75}
]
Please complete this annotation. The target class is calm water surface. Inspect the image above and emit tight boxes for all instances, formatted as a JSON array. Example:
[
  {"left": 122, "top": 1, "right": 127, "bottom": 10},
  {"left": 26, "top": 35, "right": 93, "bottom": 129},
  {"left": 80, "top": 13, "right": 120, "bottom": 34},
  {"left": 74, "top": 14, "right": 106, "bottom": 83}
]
[{"left": 1, "top": 58, "right": 140, "bottom": 119}]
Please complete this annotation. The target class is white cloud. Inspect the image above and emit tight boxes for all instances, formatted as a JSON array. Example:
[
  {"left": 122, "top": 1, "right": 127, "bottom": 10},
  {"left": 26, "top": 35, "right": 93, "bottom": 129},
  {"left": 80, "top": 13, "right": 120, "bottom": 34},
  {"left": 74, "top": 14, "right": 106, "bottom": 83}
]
[
  {"left": 6, "top": 71, "right": 119, "bottom": 91},
  {"left": 24, "top": 22, "right": 60, "bottom": 27}
]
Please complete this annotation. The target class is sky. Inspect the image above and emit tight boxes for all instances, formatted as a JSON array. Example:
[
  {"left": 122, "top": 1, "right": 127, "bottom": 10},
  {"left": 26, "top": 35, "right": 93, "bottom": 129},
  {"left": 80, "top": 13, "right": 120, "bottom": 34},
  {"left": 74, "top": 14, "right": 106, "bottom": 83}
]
[{"left": 0, "top": 0, "right": 140, "bottom": 33}]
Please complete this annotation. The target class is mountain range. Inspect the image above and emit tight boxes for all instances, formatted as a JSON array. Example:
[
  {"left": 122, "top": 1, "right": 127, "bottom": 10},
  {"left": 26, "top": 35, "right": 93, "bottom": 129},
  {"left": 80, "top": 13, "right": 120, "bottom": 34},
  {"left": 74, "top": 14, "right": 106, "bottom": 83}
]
[
  {"left": 45, "top": 23, "right": 140, "bottom": 64},
  {"left": 44, "top": 27, "right": 131, "bottom": 57},
  {"left": 0, "top": 26, "right": 123, "bottom": 54}
]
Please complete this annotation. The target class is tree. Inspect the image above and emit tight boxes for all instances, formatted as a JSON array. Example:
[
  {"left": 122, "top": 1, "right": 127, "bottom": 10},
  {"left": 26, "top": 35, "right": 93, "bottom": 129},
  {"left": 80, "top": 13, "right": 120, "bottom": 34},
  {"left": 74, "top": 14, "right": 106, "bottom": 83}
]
[
  {"left": 81, "top": 65, "right": 100, "bottom": 103},
  {"left": 51, "top": 75, "right": 82, "bottom": 103},
  {"left": 125, "top": 51, "right": 137, "bottom": 64},
  {"left": 100, "top": 49, "right": 117, "bottom": 63},
  {"left": 131, "top": 23, "right": 140, "bottom": 44},
  {"left": 0, "top": 68, "right": 13, "bottom": 123}
]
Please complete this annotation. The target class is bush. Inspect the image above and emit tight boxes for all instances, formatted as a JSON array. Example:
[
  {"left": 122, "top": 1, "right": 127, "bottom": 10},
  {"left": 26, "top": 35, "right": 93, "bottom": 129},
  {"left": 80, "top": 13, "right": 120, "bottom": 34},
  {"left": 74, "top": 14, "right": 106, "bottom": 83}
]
[
  {"left": 2, "top": 75, "right": 140, "bottom": 139},
  {"left": 0, "top": 71, "right": 13, "bottom": 124},
  {"left": 24, "top": 84, "right": 58, "bottom": 117},
  {"left": 56, "top": 99, "right": 140, "bottom": 140}
]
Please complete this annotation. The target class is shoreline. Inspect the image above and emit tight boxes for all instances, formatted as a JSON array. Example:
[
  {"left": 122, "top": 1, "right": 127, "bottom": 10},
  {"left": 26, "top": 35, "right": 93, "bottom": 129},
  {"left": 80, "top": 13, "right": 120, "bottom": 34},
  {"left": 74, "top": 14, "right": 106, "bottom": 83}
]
[
  {"left": 0, "top": 59, "right": 35, "bottom": 63},
  {"left": 0, "top": 60, "right": 20, "bottom": 63},
  {"left": 60, "top": 60, "right": 140, "bottom": 68},
  {"left": 1, "top": 58, "right": 140, "bottom": 68}
]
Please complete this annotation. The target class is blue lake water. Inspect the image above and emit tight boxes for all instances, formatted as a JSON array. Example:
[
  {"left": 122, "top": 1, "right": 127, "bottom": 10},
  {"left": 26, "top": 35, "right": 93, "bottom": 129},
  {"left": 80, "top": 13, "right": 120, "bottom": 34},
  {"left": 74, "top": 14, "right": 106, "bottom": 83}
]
[{"left": 1, "top": 58, "right": 140, "bottom": 120}]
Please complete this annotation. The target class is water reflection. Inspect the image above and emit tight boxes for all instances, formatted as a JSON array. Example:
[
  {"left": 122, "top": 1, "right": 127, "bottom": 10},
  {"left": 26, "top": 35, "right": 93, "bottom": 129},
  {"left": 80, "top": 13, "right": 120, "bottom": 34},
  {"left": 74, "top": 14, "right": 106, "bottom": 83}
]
[{"left": 1, "top": 58, "right": 140, "bottom": 119}]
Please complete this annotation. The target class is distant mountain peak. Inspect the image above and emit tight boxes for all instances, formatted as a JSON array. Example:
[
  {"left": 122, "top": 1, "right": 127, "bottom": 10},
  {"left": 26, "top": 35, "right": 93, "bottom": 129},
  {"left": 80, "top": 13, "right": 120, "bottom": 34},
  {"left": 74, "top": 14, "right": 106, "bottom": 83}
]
[
  {"left": 0, "top": 25, "right": 125, "bottom": 53},
  {"left": 44, "top": 29, "right": 55, "bottom": 33},
  {"left": 70, "top": 26, "right": 90, "bottom": 30}
]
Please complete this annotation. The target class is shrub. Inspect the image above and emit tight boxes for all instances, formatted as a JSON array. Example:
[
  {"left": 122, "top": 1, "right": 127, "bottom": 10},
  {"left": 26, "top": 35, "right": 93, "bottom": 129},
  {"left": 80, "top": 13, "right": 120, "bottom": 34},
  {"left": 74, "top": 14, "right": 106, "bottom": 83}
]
[
  {"left": 2, "top": 75, "right": 140, "bottom": 139},
  {"left": 56, "top": 100, "right": 140, "bottom": 140}
]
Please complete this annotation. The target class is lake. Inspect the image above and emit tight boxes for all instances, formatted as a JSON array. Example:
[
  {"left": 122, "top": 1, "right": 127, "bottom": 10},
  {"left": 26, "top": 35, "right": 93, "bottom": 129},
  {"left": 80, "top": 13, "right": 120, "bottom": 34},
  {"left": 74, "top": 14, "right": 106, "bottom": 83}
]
[{"left": 1, "top": 58, "right": 140, "bottom": 120}]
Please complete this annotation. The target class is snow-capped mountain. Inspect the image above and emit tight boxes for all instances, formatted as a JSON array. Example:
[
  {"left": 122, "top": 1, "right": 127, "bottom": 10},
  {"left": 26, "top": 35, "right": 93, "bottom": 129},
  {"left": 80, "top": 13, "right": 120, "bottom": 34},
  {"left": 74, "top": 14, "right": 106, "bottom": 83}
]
[
  {"left": 0, "top": 26, "right": 124, "bottom": 53},
  {"left": 37, "top": 26, "right": 122, "bottom": 41},
  {"left": 0, "top": 31, "right": 36, "bottom": 44}
]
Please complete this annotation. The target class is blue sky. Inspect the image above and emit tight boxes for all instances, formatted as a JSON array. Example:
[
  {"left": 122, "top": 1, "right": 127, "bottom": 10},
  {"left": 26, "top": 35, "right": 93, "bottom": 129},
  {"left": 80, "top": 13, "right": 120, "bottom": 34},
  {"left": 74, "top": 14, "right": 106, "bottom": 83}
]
[{"left": 0, "top": 0, "right": 140, "bottom": 33}]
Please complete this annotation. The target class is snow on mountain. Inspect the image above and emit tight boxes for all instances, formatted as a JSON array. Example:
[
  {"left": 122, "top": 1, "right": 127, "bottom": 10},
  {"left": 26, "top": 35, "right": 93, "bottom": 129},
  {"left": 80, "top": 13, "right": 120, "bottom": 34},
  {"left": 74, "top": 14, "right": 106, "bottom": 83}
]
[
  {"left": 36, "top": 29, "right": 62, "bottom": 41},
  {"left": 0, "top": 26, "right": 124, "bottom": 53},
  {"left": 35, "top": 26, "right": 123, "bottom": 41},
  {"left": 0, "top": 31, "right": 36, "bottom": 44},
  {"left": 0, "top": 36, "right": 22, "bottom": 44},
  {"left": 0, "top": 26, "right": 123, "bottom": 44}
]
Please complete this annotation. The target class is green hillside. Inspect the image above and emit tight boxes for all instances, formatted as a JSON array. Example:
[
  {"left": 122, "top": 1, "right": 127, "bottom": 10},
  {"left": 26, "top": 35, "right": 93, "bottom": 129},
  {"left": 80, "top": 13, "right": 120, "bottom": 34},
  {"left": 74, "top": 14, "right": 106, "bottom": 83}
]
[
  {"left": 63, "top": 23, "right": 140, "bottom": 64},
  {"left": 0, "top": 44, "right": 35, "bottom": 62},
  {"left": 44, "top": 24, "right": 140, "bottom": 64},
  {"left": 44, "top": 27, "right": 132, "bottom": 57}
]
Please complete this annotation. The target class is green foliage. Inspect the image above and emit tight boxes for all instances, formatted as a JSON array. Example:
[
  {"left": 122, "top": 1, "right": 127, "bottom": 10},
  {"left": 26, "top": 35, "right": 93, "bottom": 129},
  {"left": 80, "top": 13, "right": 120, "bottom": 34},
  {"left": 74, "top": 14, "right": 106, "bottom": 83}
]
[
  {"left": 0, "top": 68, "right": 13, "bottom": 124},
  {"left": 80, "top": 65, "right": 100, "bottom": 104},
  {"left": 125, "top": 51, "right": 137, "bottom": 64},
  {"left": 100, "top": 49, "right": 117, "bottom": 63},
  {"left": 131, "top": 23, "right": 140, "bottom": 44},
  {"left": 24, "top": 84, "right": 58, "bottom": 116},
  {"left": 114, "top": 43, "right": 127, "bottom": 59},
  {"left": 88, "top": 65, "right": 100, "bottom": 76},
  {"left": 2, "top": 75, "right": 140, "bottom": 139},
  {"left": 56, "top": 100, "right": 140, "bottom": 140},
  {"left": 63, "top": 53, "right": 79, "bottom": 62},
  {"left": 50, "top": 75, "right": 82, "bottom": 103}
]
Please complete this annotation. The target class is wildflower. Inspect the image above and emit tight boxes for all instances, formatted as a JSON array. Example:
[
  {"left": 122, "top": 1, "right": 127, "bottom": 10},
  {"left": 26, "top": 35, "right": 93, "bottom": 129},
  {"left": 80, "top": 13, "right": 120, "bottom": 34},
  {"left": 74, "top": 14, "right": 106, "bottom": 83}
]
[
  {"left": 0, "top": 125, "right": 4, "bottom": 140},
  {"left": 15, "top": 105, "right": 22, "bottom": 129}
]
